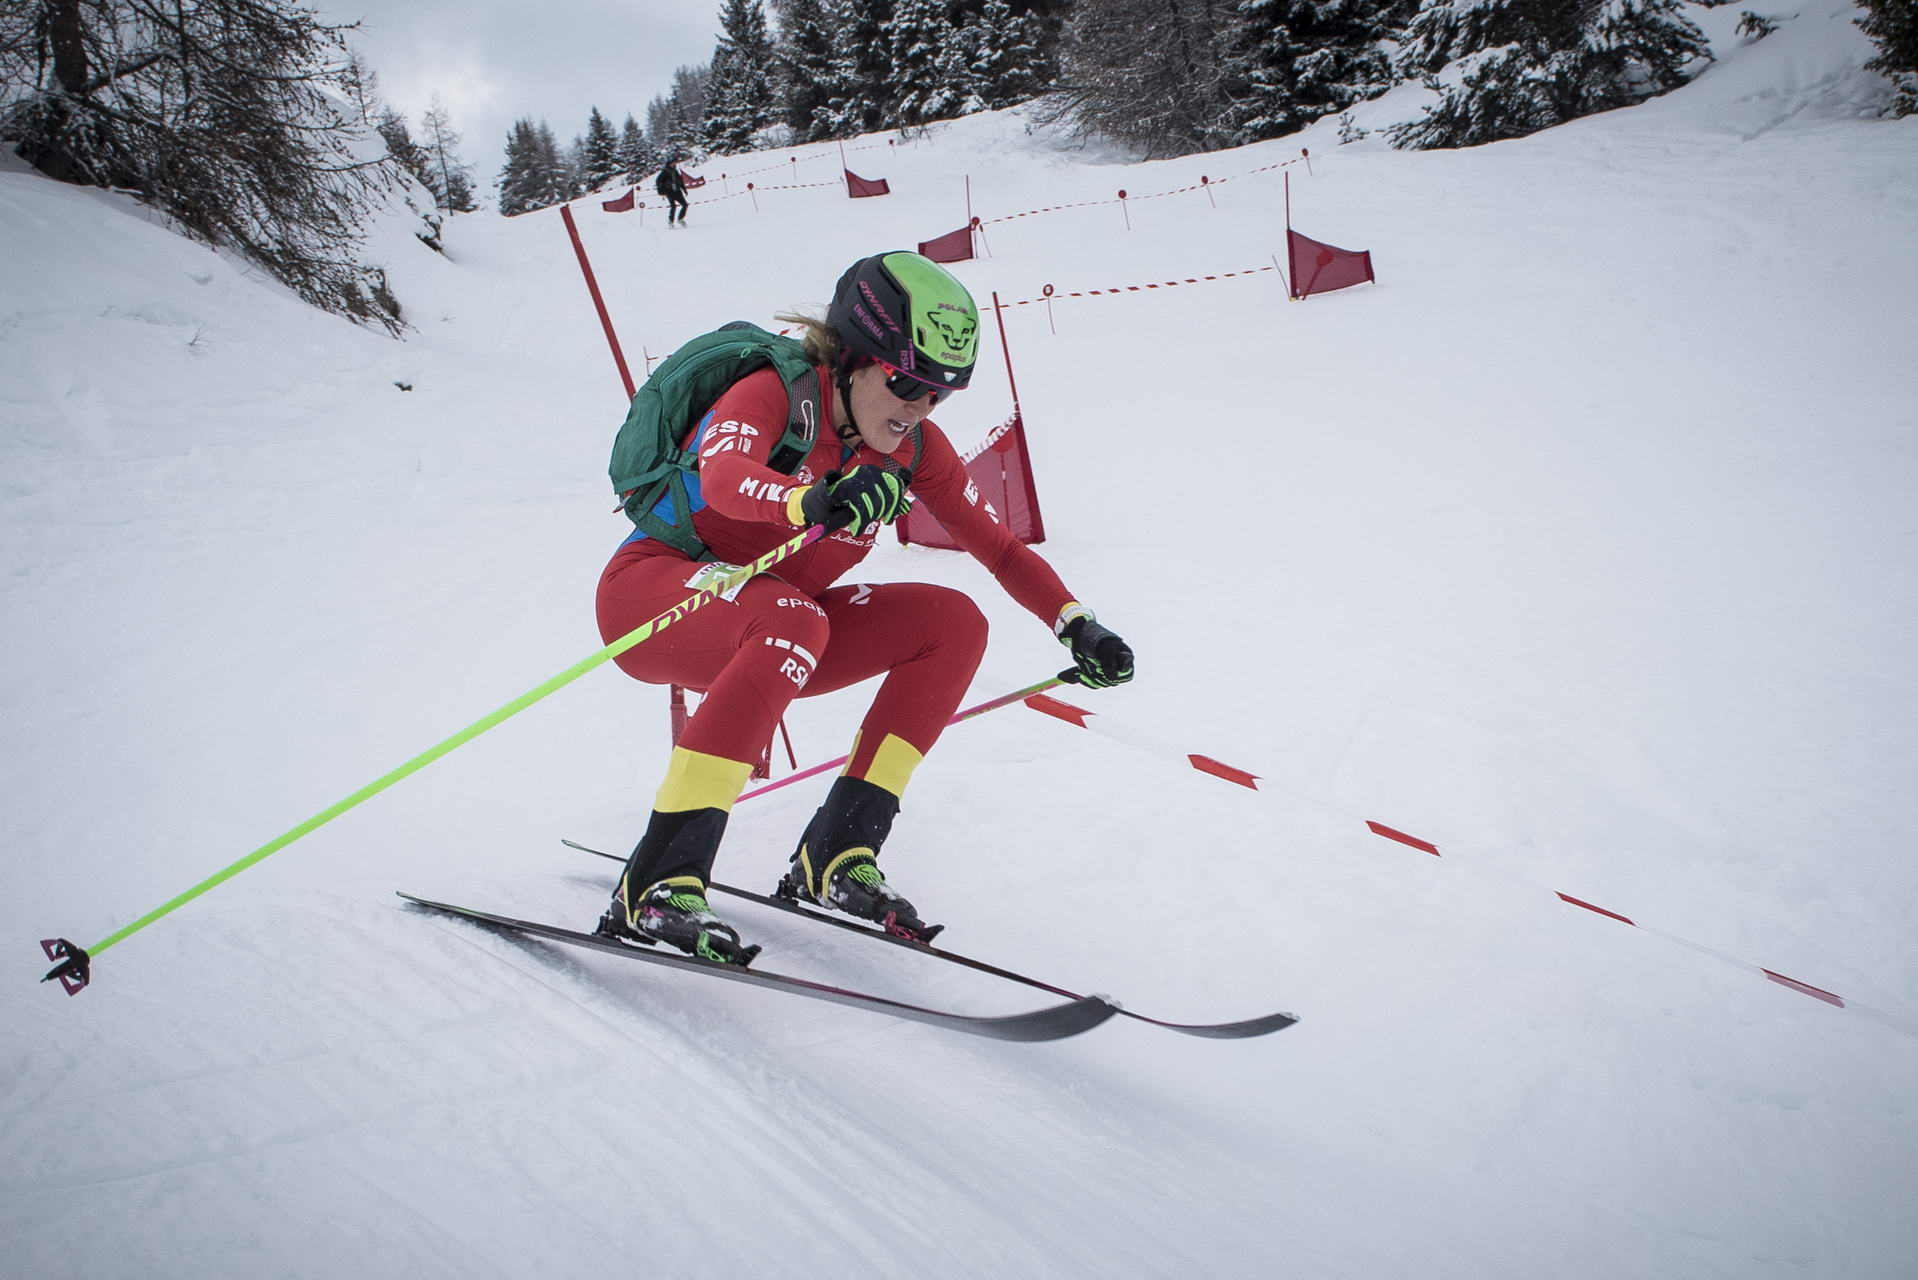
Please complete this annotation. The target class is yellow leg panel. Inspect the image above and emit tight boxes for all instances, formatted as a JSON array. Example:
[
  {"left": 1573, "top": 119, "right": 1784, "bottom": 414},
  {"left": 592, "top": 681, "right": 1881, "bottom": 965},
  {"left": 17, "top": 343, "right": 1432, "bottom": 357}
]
[
  {"left": 654, "top": 747, "right": 755, "bottom": 814},
  {"left": 856, "top": 733, "right": 925, "bottom": 800}
]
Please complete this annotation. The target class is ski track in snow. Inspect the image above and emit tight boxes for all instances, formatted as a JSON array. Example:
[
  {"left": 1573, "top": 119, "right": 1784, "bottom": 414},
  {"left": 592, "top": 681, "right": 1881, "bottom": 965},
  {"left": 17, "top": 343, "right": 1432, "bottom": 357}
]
[{"left": 4, "top": 4, "right": 1918, "bottom": 1276}]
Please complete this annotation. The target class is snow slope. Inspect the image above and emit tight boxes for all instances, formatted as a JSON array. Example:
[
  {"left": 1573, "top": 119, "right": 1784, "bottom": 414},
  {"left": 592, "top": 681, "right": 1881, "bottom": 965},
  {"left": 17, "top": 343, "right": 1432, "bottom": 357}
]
[{"left": 4, "top": 4, "right": 1915, "bottom": 1275}]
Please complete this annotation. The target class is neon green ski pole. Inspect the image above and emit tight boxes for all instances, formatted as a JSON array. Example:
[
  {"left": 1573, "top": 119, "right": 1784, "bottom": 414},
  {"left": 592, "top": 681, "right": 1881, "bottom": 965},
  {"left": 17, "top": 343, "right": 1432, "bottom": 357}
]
[{"left": 39, "top": 526, "right": 825, "bottom": 995}]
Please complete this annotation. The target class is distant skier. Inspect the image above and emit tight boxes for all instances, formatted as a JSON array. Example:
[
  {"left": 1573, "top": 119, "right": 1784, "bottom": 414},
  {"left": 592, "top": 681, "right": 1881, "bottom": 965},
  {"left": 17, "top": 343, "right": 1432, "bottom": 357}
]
[
  {"left": 655, "top": 155, "right": 690, "bottom": 226},
  {"left": 594, "top": 251, "right": 1134, "bottom": 964}
]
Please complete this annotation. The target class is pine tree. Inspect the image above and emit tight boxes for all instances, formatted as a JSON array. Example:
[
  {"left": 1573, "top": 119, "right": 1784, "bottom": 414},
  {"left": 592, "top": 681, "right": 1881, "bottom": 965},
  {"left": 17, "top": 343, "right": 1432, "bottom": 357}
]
[
  {"left": 1219, "top": 0, "right": 1401, "bottom": 144},
  {"left": 497, "top": 117, "right": 573, "bottom": 213},
  {"left": 647, "top": 93, "right": 680, "bottom": 151},
  {"left": 497, "top": 118, "right": 543, "bottom": 215},
  {"left": 376, "top": 107, "right": 435, "bottom": 188},
  {"left": 705, "top": 43, "right": 742, "bottom": 150},
  {"left": 969, "top": 0, "right": 1045, "bottom": 108},
  {"left": 1389, "top": 0, "right": 1710, "bottom": 149},
  {"left": 616, "top": 114, "right": 660, "bottom": 185},
  {"left": 706, "top": 0, "right": 778, "bottom": 152},
  {"left": 535, "top": 121, "right": 573, "bottom": 203},
  {"left": 934, "top": 17, "right": 990, "bottom": 118},
  {"left": 1014, "top": 0, "right": 1074, "bottom": 97},
  {"left": 773, "top": 0, "right": 839, "bottom": 140},
  {"left": 419, "top": 95, "right": 477, "bottom": 213},
  {"left": 581, "top": 106, "right": 621, "bottom": 190},
  {"left": 1857, "top": 0, "right": 1916, "bottom": 116},
  {"left": 887, "top": 0, "right": 956, "bottom": 126},
  {"left": 820, "top": 0, "right": 897, "bottom": 136},
  {"left": 560, "top": 129, "right": 589, "bottom": 200},
  {"left": 661, "top": 63, "right": 712, "bottom": 152}
]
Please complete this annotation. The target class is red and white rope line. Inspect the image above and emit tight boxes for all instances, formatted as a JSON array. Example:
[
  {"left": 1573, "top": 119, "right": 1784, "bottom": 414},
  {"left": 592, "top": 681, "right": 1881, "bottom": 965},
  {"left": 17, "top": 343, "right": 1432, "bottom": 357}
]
[
  {"left": 636, "top": 261, "right": 1280, "bottom": 372},
  {"left": 998, "top": 265, "right": 1282, "bottom": 310},
  {"left": 959, "top": 413, "right": 1019, "bottom": 464},
  {"left": 716, "top": 139, "right": 890, "bottom": 180},
  {"left": 980, "top": 151, "right": 1308, "bottom": 226},
  {"left": 1020, "top": 692, "right": 1918, "bottom": 1039},
  {"left": 575, "top": 138, "right": 1286, "bottom": 224},
  {"left": 681, "top": 180, "right": 844, "bottom": 207}
]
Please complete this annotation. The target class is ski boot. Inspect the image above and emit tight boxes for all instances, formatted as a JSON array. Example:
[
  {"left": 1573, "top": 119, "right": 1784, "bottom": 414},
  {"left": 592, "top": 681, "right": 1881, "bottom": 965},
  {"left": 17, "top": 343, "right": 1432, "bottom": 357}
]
[
  {"left": 594, "top": 785, "right": 760, "bottom": 966},
  {"left": 777, "top": 776, "right": 943, "bottom": 943},
  {"left": 597, "top": 874, "right": 761, "bottom": 966}
]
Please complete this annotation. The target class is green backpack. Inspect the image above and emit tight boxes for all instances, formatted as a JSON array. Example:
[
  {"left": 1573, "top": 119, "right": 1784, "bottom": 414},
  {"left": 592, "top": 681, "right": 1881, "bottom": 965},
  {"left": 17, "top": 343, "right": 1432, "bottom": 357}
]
[{"left": 610, "top": 322, "right": 823, "bottom": 560}]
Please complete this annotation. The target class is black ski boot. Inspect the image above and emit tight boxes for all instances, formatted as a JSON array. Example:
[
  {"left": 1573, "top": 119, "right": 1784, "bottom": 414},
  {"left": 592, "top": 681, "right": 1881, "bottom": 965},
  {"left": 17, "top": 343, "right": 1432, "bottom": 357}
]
[
  {"left": 778, "top": 776, "right": 943, "bottom": 942},
  {"left": 598, "top": 875, "right": 760, "bottom": 965},
  {"left": 596, "top": 806, "right": 760, "bottom": 965}
]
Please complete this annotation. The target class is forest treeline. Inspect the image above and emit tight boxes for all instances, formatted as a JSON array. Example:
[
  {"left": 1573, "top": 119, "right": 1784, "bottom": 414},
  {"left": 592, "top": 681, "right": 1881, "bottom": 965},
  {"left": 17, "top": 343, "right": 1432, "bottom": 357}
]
[{"left": 6, "top": 0, "right": 1913, "bottom": 321}]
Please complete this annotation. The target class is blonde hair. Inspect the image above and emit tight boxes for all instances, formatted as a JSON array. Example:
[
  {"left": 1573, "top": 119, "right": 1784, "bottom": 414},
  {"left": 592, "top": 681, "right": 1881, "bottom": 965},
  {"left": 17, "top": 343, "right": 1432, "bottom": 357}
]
[{"left": 773, "top": 311, "right": 841, "bottom": 366}]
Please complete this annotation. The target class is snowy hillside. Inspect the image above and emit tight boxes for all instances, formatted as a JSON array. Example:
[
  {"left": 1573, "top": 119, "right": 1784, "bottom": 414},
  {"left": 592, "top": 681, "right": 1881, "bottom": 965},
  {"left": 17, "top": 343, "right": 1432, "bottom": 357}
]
[{"left": 4, "top": 3, "right": 1916, "bottom": 1276}]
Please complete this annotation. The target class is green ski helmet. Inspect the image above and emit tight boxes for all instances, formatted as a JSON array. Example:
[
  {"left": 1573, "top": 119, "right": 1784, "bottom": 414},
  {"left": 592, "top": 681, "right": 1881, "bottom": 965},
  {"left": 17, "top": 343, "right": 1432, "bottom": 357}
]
[{"left": 827, "top": 251, "right": 980, "bottom": 394}]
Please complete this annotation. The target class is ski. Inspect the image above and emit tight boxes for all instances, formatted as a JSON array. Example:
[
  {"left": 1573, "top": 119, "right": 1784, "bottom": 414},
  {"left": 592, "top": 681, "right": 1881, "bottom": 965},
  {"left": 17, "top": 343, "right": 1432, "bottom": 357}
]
[
  {"left": 562, "top": 839, "right": 1299, "bottom": 1040},
  {"left": 397, "top": 892, "right": 1118, "bottom": 1043}
]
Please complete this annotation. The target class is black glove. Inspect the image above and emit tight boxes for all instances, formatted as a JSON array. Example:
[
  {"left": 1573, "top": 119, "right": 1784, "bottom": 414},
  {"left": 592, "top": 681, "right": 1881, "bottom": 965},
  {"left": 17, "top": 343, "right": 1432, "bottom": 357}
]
[
  {"left": 1057, "top": 611, "right": 1134, "bottom": 688},
  {"left": 798, "top": 465, "right": 914, "bottom": 532}
]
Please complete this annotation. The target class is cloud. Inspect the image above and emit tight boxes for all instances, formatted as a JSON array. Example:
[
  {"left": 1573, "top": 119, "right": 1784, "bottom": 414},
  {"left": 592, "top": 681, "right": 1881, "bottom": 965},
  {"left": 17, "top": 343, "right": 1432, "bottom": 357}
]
[{"left": 323, "top": 0, "right": 719, "bottom": 192}]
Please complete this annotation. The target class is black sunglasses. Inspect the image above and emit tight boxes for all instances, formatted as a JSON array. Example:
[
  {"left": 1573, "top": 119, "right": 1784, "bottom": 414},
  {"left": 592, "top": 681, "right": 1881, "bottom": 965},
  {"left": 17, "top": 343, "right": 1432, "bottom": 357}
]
[{"left": 876, "top": 359, "right": 949, "bottom": 404}]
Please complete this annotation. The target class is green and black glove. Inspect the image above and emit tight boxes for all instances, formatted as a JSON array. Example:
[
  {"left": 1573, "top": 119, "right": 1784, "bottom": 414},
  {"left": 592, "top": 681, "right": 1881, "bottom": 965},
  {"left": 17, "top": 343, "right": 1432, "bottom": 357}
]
[
  {"left": 1055, "top": 603, "right": 1134, "bottom": 688},
  {"left": 794, "top": 465, "right": 914, "bottom": 532}
]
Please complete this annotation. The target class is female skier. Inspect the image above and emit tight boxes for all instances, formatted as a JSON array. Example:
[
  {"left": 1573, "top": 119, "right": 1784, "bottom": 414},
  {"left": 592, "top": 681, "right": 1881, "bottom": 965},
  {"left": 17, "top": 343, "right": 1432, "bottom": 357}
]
[{"left": 593, "top": 250, "right": 1133, "bottom": 965}]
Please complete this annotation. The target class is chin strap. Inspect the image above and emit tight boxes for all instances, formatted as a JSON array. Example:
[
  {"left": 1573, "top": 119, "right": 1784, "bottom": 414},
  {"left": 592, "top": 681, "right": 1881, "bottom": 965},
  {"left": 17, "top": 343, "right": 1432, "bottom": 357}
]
[{"left": 833, "top": 364, "right": 861, "bottom": 443}]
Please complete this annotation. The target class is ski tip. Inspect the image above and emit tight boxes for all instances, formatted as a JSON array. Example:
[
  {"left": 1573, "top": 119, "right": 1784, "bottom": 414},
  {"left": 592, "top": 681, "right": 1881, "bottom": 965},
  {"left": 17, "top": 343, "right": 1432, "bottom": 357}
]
[
  {"left": 1144, "top": 1008, "right": 1300, "bottom": 1039},
  {"left": 562, "top": 838, "right": 621, "bottom": 863}
]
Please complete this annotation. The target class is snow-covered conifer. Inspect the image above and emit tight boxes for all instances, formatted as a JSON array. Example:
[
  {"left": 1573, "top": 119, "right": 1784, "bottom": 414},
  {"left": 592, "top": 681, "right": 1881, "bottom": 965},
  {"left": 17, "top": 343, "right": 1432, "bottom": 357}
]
[
  {"left": 1857, "top": 0, "right": 1918, "bottom": 116},
  {"left": 706, "top": 0, "right": 779, "bottom": 152},
  {"left": 887, "top": 0, "right": 956, "bottom": 126},
  {"left": 581, "top": 107, "right": 621, "bottom": 191},
  {"left": 662, "top": 63, "right": 713, "bottom": 152},
  {"left": 1220, "top": 0, "right": 1403, "bottom": 143},
  {"left": 376, "top": 108, "right": 434, "bottom": 189},
  {"left": 773, "top": 0, "right": 840, "bottom": 140},
  {"left": 497, "top": 119, "right": 544, "bottom": 215},
  {"left": 616, "top": 115, "right": 660, "bottom": 185},
  {"left": 819, "top": 0, "right": 896, "bottom": 136},
  {"left": 1390, "top": 0, "right": 1709, "bottom": 149},
  {"left": 969, "top": 0, "right": 1046, "bottom": 108}
]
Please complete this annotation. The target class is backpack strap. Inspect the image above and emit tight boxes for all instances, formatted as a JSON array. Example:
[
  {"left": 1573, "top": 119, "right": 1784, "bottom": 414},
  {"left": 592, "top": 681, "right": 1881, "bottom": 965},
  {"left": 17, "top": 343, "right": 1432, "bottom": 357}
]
[
  {"left": 771, "top": 364, "right": 821, "bottom": 473},
  {"left": 614, "top": 326, "right": 823, "bottom": 563}
]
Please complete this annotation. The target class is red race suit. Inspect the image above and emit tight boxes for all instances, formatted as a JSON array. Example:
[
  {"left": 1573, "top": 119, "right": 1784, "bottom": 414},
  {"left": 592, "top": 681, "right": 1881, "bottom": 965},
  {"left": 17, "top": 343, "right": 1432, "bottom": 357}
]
[{"left": 596, "top": 365, "right": 1074, "bottom": 790}]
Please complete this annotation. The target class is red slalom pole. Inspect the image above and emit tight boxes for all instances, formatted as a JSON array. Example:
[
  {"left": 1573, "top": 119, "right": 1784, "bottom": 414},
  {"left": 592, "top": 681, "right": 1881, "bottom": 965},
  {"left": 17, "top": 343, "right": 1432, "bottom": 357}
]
[
  {"left": 560, "top": 202, "right": 635, "bottom": 399},
  {"left": 990, "top": 291, "right": 1024, "bottom": 421},
  {"left": 736, "top": 676, "right": 1067, "bottom": 804}
]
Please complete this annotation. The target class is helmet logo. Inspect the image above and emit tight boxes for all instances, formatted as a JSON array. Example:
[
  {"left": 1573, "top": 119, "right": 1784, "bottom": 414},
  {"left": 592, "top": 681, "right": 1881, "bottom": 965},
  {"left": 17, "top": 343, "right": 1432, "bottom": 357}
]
[
  {"left": 928, "top": 309, "right": 976, "bottom": 352},
  {"left": 859, "top": 280, "right": 901, "bottom": 333}
]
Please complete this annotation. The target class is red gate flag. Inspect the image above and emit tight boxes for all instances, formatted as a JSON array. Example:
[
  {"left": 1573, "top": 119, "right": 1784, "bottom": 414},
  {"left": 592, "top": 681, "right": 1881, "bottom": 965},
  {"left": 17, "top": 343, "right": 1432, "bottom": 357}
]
[
  {"left": 1287, "top": 229, "right": 1374, "bottom": 299},
  {"left": 601, "top": 189, "right": 635, "bottom": 212},
  {"left": 918, "top": 222, "right": 974, "bottom": 263},
  {"left": 898, "top": 415, "right": 1046, "bottom": 549},
  {"left": 845, "top": 169, "right": 891, "bottom": 198}
]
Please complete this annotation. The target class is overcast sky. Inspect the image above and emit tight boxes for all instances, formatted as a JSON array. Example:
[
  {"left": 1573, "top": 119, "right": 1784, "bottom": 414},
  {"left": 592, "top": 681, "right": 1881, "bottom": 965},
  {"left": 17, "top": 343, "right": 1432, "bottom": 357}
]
[{"left": 317, "top": 0, "right": 720, "bottom": 194}]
